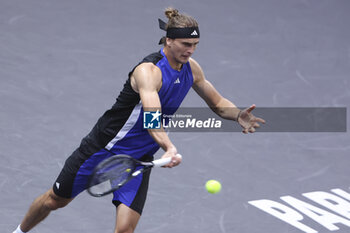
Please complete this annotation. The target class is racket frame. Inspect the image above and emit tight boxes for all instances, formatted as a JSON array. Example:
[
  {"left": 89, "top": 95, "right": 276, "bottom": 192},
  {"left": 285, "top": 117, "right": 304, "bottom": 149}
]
[{"left": 87, "top": 154, "right": 178, "bottom": 197}]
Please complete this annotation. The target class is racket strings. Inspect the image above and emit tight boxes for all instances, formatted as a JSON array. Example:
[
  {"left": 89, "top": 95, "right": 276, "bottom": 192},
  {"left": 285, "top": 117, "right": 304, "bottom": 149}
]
[{"left": 89, "top": 157, "right": 136, "bottom": 195}]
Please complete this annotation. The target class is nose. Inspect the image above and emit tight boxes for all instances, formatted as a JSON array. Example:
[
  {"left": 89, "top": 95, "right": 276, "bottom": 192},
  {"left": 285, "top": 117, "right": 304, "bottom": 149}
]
[{"left": 187, "top": 44, "right": 196, "bottom": 54}]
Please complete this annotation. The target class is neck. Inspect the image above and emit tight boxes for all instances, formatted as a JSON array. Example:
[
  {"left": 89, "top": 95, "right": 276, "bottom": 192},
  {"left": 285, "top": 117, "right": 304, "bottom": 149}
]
[{"left": 163, "top": 47, "right": 182, "bottom": 71}]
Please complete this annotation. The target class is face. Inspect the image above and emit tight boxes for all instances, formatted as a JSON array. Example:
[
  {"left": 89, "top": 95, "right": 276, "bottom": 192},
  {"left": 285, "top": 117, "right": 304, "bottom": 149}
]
[{"left": 166, "top": 38, "right": 200, "bottom": 64}]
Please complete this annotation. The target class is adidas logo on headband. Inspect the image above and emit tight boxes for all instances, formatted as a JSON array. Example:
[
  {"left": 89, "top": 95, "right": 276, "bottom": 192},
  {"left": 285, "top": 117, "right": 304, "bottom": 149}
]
[{"left": 191, "top": 30, "right": 198, "bottom": 36}]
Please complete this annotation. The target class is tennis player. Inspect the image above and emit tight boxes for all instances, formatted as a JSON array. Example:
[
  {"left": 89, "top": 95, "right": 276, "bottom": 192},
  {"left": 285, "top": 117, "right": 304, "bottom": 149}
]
[{"left": 13, "top": 7, "right": 265, "bottom": 233}]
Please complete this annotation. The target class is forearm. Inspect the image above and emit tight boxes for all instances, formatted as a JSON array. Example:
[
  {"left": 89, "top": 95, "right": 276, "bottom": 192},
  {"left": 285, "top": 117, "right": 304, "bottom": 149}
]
[
  {"left": 191, "top": 73, "right": 241, "bottom": 121},
  {"left": 140, "top": 95, "right": 177, "bottom": 153},
  {"left": 211, "top": 98, "right": 241, "bottom": 121},
  {"left": 148, "top": 126, "right": 180, "bottom": 168},
  {"left": 147, "top": 128, "right": 177, "bottom": 153}
]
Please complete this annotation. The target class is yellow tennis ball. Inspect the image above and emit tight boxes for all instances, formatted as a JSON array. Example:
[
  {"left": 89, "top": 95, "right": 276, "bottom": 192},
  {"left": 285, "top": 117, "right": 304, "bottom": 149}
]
[
  {"left": 125, "top": 168, "right": 131, "bottom": 173},
  {"left": 205, "top": 180, "right": 222, "bottom": 194}
]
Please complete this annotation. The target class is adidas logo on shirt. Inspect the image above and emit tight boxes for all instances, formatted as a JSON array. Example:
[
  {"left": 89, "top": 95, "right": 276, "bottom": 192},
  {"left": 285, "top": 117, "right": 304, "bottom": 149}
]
[
  {"left": 174, "top": 78, "right": 180, "bottom": 84},
  {"left": 191, "top": 30, "right": 198, "bottom": 36}
]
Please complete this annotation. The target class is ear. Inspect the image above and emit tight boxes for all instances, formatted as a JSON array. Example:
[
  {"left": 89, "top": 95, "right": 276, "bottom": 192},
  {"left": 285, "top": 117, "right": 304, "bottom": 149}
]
[{"left": 166, "top": 38, "right": 174, "bottom": 47}]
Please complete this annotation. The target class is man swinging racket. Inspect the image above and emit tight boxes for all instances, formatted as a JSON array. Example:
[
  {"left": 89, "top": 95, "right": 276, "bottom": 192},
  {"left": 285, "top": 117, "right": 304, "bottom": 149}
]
[{"left": 13, "top": 7, "right": 265, "bottom": 233}]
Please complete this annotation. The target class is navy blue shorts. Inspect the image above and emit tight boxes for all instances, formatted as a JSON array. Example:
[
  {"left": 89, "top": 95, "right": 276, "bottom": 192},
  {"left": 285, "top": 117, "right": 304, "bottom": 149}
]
[{"left": 53, "top": 145, "right": 152, "bottom": 215}]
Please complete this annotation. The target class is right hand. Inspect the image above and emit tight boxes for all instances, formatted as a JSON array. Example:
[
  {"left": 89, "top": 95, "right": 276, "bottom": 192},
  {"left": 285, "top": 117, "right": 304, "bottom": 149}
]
[{"left": 161, "top": 148, "right": 182, "bottom": 168}]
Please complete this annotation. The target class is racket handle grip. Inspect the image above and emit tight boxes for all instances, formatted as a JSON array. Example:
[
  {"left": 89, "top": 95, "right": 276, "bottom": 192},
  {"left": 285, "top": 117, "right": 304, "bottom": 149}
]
[{"left": 152, "top": 154, "right": 182, "bottom": 167}]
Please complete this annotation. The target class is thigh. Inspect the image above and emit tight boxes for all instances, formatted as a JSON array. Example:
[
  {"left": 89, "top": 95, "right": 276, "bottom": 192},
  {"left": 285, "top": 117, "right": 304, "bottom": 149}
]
[
  {"left": 115, "top": 203, "right": 141, "bottom": 233},
  {"left": 53, "top": 148, "right": 113, "bottom": 198},
  {"left": 112, "top": 162, "right": 152, "bottom": 215}
]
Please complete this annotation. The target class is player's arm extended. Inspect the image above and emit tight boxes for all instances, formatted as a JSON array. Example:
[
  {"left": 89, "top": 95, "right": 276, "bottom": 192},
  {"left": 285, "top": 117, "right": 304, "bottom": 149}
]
[
  {"left": 190, "top": 58, "right": 265, "bottom": 133},
  {"left": 130, "top": 63, "right": 181, "bottom": 167},
  {"left": 190, "top": 58, "right": 241, "bottom": 121}
]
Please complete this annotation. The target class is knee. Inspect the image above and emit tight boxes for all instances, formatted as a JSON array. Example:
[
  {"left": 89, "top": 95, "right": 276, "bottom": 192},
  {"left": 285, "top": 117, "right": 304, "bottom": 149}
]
[
  {"left": 43, "top": 190, "right": 71, "bottom": 211},
  {"left": 115, "top": 229, "right": 134, "bottom": 233},
  {"left": 115, "top": 225, "right": 135, "bottom": 233}
]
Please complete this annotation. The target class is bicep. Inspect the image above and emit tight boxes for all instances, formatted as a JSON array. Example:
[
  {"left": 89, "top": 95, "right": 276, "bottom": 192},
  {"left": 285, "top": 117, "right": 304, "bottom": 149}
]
[{"left": 132, "top": 63, "right": 162, "bottom": 109}]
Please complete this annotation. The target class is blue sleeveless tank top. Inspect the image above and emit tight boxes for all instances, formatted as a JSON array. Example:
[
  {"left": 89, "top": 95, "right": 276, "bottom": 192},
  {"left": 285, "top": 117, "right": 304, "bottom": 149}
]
[{"left": 102, "top": 50, "right": 194, "bottom": 159}]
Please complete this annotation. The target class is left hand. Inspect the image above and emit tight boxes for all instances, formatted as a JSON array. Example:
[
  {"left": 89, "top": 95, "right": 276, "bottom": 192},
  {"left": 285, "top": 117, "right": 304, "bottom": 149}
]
[{"left": 237, "top": 104, "right": 265, "bottom": 134}]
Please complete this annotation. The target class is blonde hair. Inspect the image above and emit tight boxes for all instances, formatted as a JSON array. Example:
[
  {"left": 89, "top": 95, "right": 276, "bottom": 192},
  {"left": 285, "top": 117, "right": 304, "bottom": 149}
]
[{"left": 165, "top": 7, "right": 198, "bottom": 28}]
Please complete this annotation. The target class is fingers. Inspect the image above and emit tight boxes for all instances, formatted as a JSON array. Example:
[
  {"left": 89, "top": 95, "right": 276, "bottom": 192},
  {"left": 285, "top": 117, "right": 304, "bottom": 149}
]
[
  {"left": 242, "top": 120, "right": 260, "bottom": 134},
  {"left": 240, "top": 104, "right": 266, "bottom": 134},
  {"left": 249, "top": 127, "right": 256, "bottom": 133},
  {"left": 246, "top": 104, "right": 256, "bottom": 113},
  {"left": 255, "top": 117, "right": 266, "bottom": 124},
  {"left": 242, "top": 127, "right": 256, "bottom": 134},
  {"left": 165, "top": 160, "right": 180, "bottom": 168},
  {"left": 253, "top": 122, "right": 260, "bottom": 128},
  {"left": 163, "top": 154, "right": 182, "bottom": 168}
]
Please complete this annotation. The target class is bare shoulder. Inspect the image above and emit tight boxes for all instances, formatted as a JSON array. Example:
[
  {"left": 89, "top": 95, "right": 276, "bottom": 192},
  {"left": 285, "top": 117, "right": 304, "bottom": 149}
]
[
  {"left": 130, "top": 62, "right": 162, "bottom": 93},
  {"left": 189, "top": 58, "right": 205, "bottom": 83},
  {"left": 133, "top": 62, "right": 161, "bottom": 77}
]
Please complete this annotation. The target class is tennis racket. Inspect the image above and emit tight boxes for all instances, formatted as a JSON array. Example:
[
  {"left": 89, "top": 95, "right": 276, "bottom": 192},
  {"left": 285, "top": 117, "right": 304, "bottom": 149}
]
[{"left": 87, "top": 154, "right": 182, "bottom": 197}]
